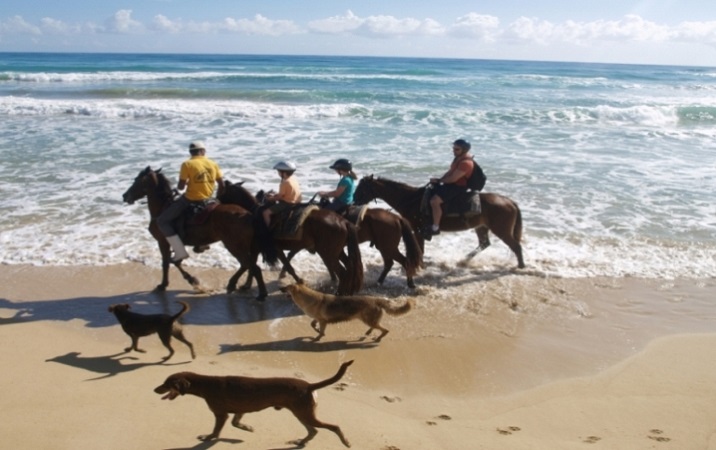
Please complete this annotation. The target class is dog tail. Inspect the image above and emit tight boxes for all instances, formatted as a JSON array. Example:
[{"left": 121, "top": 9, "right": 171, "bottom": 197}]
[
  {"left": 309, "top": 360, "right": 354, "bottom": 392},
  {"left": 378, "top": 298, "right": 413, "bottom": 316},
  {"left": 172, "top": 301, "right": 190, "bottom": 321}
]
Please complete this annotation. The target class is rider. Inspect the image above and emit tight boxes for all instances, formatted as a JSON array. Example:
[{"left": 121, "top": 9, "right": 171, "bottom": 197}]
[
  {"left": 157, "top": 141, "right": 224, "bottom": 262},
  {"left": 428, "top": 139, "right": 474, "bottom": 235},
  {"left": 262, "top": 160, "right": 302, "bottom": 228},
  {"left": 318, "top": 158, "right": 357, "bottom": 213}
]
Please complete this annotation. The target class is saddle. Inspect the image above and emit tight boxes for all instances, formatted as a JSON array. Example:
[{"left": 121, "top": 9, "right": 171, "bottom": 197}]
[
  {"left": 340, "top": 204, "right": 369, "bottom": 227},
  {"left": 175, "top": 199, "right": 220, "bottom": 241},
  {"left": 270, "top": 203, "right": 319, "bottom": 240}
]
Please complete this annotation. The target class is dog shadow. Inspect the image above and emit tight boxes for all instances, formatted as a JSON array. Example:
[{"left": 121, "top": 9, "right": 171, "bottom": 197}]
[
  {"left": 45, "top": 351, "right": 190, "bottom": 381},
  {"left": 163, "top": 438, "right": 244, "bottom": 450},
  {"left": 219, "top": 335, "right": 379, "bottom": 354}
]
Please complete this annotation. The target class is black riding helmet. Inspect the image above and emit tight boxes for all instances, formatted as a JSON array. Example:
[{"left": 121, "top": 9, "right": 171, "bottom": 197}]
[{"left": 329, "top": 158, "right": 352, "bottom": 171}]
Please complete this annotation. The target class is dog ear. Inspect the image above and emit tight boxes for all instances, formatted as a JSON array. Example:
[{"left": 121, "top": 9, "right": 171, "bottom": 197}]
[{"left": 176, "top": 377, "right": 190, "bottom": 395}]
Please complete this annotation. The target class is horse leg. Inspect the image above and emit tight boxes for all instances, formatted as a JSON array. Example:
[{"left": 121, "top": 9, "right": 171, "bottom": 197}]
[
  {"left": 226, "top": 266, "right": 249, "bottom": 293},
  {"left": 277, "top": 251, "right": 303, "bottom": 284},
  {"left": 280, "top": 249, "right": 301, "bottom": 279},
  {"left": 464, "top": 226, "right": 491, "bottom": 260},
  {"left": 489, "top": 225, "right": 525, "bottom": 269}
]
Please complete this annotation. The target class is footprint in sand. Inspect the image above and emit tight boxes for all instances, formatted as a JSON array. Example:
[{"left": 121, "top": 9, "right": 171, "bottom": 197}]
[
  {"left": 497, "top": 426, "right": 521, "bottom": 435},
  {"left": 380, "top": 395, "right": 402, "bottom": 403},
  {"left": 437, "top": 414, "right": 452, "bottom": 421},
  {"left": 381, "top": 446, "right": 401, "bottom": 450},
  {"left": 647, "top": 429, "right": 671, "bottom": 442},
  {"left": 583, "top": 436, "right": 601, "bottom": 444},
  {"left": 333, "top": 382, "right": 349, "bottom": 391}
]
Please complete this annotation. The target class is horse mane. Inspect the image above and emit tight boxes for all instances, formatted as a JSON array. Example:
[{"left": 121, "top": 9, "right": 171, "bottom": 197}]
[
  {"left": 375, "top": 176, "right": 421, "bottom": 193},
  {"left": 222, "top": 180, "right": 260, "bottom": 211},
  {"left": 151, "top": 169, "right": 175, "bottom": 205}
]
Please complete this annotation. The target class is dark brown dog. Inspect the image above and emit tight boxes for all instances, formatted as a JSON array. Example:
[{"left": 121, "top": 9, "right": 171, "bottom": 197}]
[
  {"left": 108, "top": 301, "right": 195, "bottom": 361},
  {"left": 154, "top": 360, "right": 353, "bottom": 447},
  {"left": 280, "top": 283, "right": 412, "bottom": 342}
]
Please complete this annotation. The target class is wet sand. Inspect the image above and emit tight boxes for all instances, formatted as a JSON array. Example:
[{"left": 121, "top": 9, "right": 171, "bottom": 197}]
[{"left": 1, "top": 263, "right": 715, "bottom": 449}]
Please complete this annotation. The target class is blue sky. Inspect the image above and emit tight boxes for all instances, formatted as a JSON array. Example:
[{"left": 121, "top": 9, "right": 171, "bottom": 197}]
[{"left": 2, "top": 1, "right": 716, "bottom": 66}]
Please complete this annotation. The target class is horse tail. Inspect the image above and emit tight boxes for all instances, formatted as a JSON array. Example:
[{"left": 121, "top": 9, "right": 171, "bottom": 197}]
[
  {"left": 341, "top": 222, "right": 364, "bottom": 295},
  {"left": 513, "top": 201, "right": 523, "bottom": 243},
  {"left": 398, "top": 216, "right": 424, "bottom": 275},
  {"left": 253, "top": 214, "right": 280, "bottom": 267}
]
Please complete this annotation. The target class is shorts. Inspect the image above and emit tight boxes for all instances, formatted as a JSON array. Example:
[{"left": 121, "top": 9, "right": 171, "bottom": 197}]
[{"left": 431, "top": 183, "right": 467, "bottom": 202}]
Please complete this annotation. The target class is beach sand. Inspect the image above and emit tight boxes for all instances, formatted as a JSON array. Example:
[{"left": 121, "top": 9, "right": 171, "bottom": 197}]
[{"left": 1, "top": 263, "right": 715, "bottom": 449}]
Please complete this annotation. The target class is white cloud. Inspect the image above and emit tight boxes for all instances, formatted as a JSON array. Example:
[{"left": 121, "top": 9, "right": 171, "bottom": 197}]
[
  {"left": 40, "top": 18, "right": 80, "bottom": 35},
  {"left": 308, "top": 10, "right": 363, "bottom": 33},
  {"left": 449, "top": 13, "right": 500, "bottom": 41},
  {"left": 105, "top": 10, "right": 144, "bottom": 34},
  {"left": 152, "top": 14, "right": 182, "bottom": 33},
  {"left": 219, "top": 14, "right": 300, "bottom": 36},
  {"left": 309, "top": 10, "right": 445, "bottom": 37},
  {"left": 673, "top": 20, "right": 716, "bottom": 45},
  {"left": 1, "top": 15, "right": 41, "bottom": 35},
  {"left": 504, "top": 15, "right": 673, "bottom": 45}
]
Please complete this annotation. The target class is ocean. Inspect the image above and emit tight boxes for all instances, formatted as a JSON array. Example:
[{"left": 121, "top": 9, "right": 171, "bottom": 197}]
[{"left": 1, "top": 52, "right": 715, "bottom": 280}]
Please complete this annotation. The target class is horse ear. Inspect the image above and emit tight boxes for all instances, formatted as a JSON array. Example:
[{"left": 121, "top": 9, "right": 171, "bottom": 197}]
[{"left": 156, "top": 167, "right": 162, "bottom": 174}]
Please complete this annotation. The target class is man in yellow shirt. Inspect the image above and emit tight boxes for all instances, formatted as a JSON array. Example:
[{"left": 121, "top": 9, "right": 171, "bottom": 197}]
[{"left": 158, "top": 141, "right": 224, "bottom": 262}]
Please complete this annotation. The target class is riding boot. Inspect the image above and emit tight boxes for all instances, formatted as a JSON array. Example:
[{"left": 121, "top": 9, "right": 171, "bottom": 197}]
[{"left": 166, "top": 235, "right": 189, "bottom": 262}]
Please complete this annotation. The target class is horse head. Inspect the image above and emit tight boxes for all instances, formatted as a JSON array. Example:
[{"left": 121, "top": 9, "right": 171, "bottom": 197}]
[
  {"left": 354, "top": 174, "right": 378, "bottom": 204},
  {"left": 122, "top": 166, "right": 154, "bottom": 204},
  {"left": 122, "top": 166, "right": 170, "bottom": 205},
  {"left": 220, "top": 180, "right": 260, "bottom": 211}
]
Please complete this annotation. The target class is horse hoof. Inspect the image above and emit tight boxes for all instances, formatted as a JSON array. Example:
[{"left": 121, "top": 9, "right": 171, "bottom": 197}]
[
  {"left": 255, "top": 294, "right": 267, "bottom": 302},
  {"left": 153, "top": 285, "right": 167, "bottom": 293}
]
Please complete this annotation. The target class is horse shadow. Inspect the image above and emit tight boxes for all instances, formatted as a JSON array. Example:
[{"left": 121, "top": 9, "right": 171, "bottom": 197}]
[{"left": 0, "top": 287, "right": 302, "bottom": 330}]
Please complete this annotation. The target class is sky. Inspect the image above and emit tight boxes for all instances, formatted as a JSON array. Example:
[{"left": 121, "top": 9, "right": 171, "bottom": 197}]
[{"left": 2, "top": 1, "right": 716, "bottom": 66}]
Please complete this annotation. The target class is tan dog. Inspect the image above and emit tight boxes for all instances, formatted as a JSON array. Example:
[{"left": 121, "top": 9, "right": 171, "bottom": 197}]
[
  {"left": 108, "top": 301, "right": 195, "bottom": 361},
  {"left": 280, "top": 283, "right": 412, "bottom": 342},
  {"left": 154, "top": 360, "right": 353, "bottom": 447}
]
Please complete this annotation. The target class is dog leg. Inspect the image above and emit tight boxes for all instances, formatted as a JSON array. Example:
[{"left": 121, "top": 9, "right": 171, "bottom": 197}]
[
  {"left": 158, "top": 332, "right": 175, "bottom": 361},
  {"left": 231, "top": 414, "right": 254, "bottom": 432},
  {"left": 312, "top": 321, "right": 327, "bottom": 342},
  {"left": 130, "top": 336, "right": 146, "bottom": 353},
  {"left": 292, "top": 406, "right": 351, "bottom": 448},
  {"left": 310, "top": 319, "right": 320, "bottom": 334},
  {"left": 198, "top": 412, "right": 228, "bottom": 441},
  {"left": 373, "top": 326, "right": 389, "bottom": 342},
  {"left": 172, "top": 328, "right": 196, "bottom": 359}
]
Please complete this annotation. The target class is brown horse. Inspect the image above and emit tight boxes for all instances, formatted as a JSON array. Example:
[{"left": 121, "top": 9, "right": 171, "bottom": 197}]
[
  {"left": 219, "top": 181, "right": 364, "bottom": 295},
  {"left": 122, "top": 167, "right": 271, "bottom": 300},
  {"left": 277, "top": 206, "right": 424, "bottom": 288},
  {"left": 353, "top": 175, "right": 525, "bottom": 268}
]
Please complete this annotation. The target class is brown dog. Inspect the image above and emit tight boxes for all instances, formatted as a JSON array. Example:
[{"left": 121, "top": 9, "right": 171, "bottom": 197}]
[
  {"left": 280, "top": 283, "right": 412, "bottom": 342},
  {"left": 154, "top": 360, "right": 353, "bottom": 447},
  {"left": 108, "top": 301, "right": 195, "bottom": 360}
]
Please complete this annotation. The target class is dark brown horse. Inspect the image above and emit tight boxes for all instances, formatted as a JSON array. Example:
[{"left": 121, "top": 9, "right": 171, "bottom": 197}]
[
  {"left": 219, "top": 181, "right": 364, "bottom": 295},
  {"left": 280, "top": 206, "right": 423, "bottom": 288},
  {"left": 122, "top": 167, "right": 271, "bottom": 300},
  {"left": 353, "top": 175, "right": 525, "bottom": 268}
]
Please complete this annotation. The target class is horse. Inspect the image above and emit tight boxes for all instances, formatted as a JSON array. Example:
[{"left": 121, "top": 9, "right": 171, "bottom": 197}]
[
  {"left": 353, "top": 175, "right": 525, "bottom": 269},
  {"left": 122, "top": 167, "right": 271, "bottom": 300},
  {"left": 219, "top": 181, "right": 364, "bottom": 295},
  {"left": 277, "top": 205, "right": 423, "bottom": 288}
]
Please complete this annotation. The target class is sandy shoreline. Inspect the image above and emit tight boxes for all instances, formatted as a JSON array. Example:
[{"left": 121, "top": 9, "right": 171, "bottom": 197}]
[{"left": 1, "top": 263, "right": 716, "bottom": 449}]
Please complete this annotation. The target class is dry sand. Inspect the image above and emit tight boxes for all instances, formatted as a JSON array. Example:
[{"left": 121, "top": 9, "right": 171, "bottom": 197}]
[{"left": 1, "top": 263, "right": 715, "bottom": 449}]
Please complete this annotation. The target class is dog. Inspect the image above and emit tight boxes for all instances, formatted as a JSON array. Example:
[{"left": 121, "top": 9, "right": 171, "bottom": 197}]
[
  {"left": 154, "top": 360, "right": 354, "bottom": 447},
  {"left": 108, "top": 301, "right": 195, "bottom": 361},
  {"left": 280, "top": 283, "right": 412, "bottom": 342}
]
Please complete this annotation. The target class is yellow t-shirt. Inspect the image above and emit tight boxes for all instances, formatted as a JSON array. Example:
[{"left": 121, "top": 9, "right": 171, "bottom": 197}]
[
  {"left": 179, "top": 156, "right": 223, "bottom": 201},
  {"left": 277, "top": 175, "right": 302, "bottom": 204}
]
